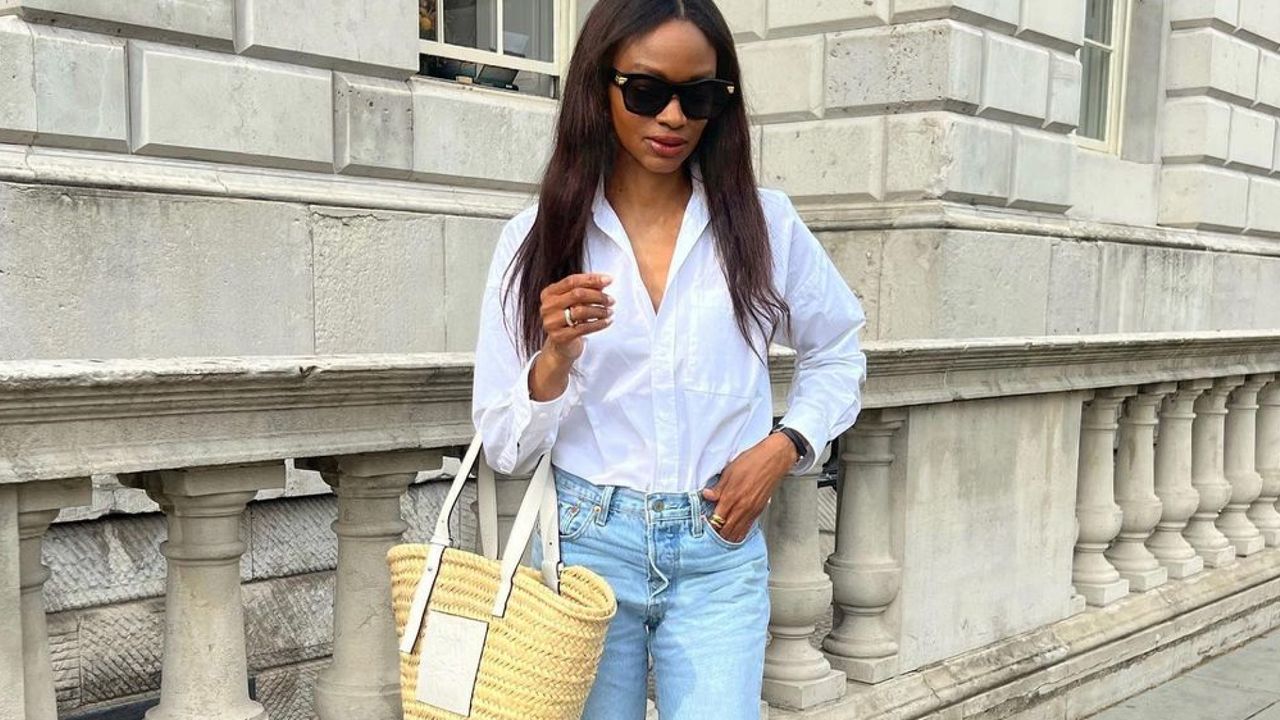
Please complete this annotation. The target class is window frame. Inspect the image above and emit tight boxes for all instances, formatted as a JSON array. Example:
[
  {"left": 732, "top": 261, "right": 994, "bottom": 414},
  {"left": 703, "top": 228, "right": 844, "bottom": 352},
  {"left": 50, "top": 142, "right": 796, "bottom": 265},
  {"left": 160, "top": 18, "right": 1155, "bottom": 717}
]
[
  {"left": 1076, "top": 0, "right": 1133, "bottom": 154},
  {"left": 418, "top": 0, "right": 579, "bottom": 84}
]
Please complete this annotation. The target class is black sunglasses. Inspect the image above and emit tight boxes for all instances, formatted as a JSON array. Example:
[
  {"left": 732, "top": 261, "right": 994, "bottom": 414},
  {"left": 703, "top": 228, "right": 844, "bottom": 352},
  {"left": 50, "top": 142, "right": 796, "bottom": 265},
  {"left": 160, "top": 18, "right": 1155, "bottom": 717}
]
[{"left": 611, "top": 69, "right": 736, "bottom": 120}]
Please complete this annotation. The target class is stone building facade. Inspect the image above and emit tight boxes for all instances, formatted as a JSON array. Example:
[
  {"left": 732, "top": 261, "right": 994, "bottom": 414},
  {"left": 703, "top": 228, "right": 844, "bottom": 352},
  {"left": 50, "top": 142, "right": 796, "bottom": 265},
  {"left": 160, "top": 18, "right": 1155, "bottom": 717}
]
[{"left": 1, "top": 1, "right": 1278, "bottom": 719}]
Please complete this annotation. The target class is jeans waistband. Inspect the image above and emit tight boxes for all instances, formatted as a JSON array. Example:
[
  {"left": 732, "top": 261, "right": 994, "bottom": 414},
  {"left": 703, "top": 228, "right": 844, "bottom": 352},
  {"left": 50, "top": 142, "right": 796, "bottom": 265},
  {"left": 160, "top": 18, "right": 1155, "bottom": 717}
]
[{"left": 551, "top": 464, "right": 721, "bottom": 529}]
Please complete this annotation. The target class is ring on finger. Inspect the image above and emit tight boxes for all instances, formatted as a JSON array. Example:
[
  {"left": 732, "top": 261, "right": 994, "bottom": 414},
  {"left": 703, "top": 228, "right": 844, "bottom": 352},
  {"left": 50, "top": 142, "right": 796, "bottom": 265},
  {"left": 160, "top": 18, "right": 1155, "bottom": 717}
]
[
  {"left": 564, "top": 306, "right": 577, "bottom": 328},
  {"left": 709, "top": 513, "right": 726, "bottom": 528}
]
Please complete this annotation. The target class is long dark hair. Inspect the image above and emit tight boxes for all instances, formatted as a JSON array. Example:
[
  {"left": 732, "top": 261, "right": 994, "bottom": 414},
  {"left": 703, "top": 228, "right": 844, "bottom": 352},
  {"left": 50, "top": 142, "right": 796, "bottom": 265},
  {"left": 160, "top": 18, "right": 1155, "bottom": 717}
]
[{"left": 504, "top": 0, "right": 788, "bottom": 366}]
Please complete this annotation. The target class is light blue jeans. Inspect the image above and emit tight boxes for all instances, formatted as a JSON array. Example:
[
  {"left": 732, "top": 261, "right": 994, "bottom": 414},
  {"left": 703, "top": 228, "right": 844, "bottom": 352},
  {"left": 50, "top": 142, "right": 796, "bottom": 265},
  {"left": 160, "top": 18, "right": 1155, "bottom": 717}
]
[{"left": 533, "top": 465, "right": 770, "bottom": 720}]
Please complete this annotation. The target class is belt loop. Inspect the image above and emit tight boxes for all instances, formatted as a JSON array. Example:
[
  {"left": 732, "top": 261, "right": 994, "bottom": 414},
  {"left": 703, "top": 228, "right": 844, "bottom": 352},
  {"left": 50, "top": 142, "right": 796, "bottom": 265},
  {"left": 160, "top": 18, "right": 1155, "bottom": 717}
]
[
  {"left": 688, "top": 491, "right": 703, "bottom": 537},
  {"left": 596, "top": 486, "right": 615, "bottom": 526}
]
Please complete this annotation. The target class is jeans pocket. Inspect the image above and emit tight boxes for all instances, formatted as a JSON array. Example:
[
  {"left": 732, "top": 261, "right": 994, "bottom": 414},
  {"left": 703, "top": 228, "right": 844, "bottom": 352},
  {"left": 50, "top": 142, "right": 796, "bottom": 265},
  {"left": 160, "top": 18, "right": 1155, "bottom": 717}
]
[
  {"left": 558, "top": 498, "right": 594, "bottom": 541},
  {"left": 702, "top": 515, "right": 757, "bottom": 550}
]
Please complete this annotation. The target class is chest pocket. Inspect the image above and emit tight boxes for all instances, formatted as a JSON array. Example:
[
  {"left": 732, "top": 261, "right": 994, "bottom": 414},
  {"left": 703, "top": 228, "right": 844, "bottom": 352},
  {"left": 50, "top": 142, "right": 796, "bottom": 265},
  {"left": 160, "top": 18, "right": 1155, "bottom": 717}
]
[{"left": 682, "top": 276, "right": 767, "bottom": 399}]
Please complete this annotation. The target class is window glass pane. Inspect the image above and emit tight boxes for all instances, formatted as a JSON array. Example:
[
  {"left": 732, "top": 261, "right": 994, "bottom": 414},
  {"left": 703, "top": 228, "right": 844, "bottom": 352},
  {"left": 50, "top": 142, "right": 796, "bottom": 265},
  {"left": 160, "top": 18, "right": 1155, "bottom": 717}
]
[
  {"left": 419, "top": 0, "right": 438, "bottom": 41},
  {"left": 504, "top": 0, "right": 555, "bottom": 62},
  {"left": 441, "top": 0, "right": 497, "bottom": 52},
  {"left": 1085, "top": 0, "right": 1113, "bottom": 44},
  {"left": 420, "top": 56, "right": 557, "bottom": 98},
  {"left": 512, "top": 70, "right": 558, "bottom": 98},
  {"left": 416, "top": 0, "right": 560, "bottom": 98},
  {"left": 1079, "top": 44, "right": 1110, "bottom": 141}
]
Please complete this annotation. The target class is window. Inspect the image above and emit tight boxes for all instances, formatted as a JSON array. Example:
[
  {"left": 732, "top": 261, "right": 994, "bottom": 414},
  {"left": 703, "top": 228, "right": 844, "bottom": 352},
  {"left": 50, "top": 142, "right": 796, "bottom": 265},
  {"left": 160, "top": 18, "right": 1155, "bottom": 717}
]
[
  {"left": 418, "top": 0, "right": 577, "bottom": 98},
  {"left": 1078, "top": 0, "right": 1131, "bottom": 152}
]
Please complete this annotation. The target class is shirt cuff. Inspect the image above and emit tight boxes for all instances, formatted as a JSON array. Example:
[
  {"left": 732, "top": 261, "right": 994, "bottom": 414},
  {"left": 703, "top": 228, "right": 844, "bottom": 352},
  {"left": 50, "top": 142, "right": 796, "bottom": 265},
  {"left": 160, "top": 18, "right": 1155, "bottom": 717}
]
[{"left": 512, "top": 350, "right": 571, "bottom": 447}]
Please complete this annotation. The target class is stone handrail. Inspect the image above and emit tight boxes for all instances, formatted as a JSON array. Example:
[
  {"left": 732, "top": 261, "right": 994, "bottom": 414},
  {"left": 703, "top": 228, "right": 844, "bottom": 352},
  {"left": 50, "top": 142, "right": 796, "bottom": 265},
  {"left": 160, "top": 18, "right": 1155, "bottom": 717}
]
[
  {"left": 2, "top": 331, "right": 1279, "bottom": 719},
  {"left": 4, "top": 330, "right": 1279, "bottom": 483}
]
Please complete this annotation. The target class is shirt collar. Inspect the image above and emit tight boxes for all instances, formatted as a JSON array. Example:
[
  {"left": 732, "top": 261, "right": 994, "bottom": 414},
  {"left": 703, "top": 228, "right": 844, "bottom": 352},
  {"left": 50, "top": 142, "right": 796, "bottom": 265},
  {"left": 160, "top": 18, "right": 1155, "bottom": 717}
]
[{"left": 590, "top": 164, "right": 711, "bottom": 249}]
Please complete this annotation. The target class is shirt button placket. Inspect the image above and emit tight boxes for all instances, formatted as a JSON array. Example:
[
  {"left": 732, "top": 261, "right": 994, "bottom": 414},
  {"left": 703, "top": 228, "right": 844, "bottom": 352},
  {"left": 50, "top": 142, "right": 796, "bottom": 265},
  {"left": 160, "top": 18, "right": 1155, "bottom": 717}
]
[{"left": 658, "top": 322, "right": 679, "bottom": 483}]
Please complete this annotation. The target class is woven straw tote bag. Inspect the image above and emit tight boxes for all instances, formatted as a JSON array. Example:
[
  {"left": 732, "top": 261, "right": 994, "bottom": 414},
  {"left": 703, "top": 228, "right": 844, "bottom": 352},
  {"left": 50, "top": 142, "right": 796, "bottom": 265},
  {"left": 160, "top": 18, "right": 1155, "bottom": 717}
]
[{"left": 388, "top": 434, "right": 617, "bottom": 720}]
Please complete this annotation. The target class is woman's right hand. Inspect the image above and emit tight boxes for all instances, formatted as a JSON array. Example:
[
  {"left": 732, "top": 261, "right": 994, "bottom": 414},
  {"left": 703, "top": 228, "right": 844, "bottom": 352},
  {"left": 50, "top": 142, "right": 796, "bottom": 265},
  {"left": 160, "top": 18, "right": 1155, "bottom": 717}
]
[{"left": 540, "top": 273, "right": 615, "bottom": 363}]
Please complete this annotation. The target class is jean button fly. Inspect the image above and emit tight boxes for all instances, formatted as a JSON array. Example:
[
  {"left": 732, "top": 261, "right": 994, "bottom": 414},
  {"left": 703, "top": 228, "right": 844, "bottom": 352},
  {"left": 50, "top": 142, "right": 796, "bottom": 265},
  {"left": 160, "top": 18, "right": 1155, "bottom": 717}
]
[{"left": 652, "top": 499, "right": 664, "bottom": 512}]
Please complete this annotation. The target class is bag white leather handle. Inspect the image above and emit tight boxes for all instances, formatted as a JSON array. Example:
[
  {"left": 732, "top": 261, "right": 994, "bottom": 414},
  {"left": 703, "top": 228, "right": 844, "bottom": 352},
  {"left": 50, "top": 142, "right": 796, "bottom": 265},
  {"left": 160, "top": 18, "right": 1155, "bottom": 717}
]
[
  {"left": 399, "top": 435, "right": 564, "bottom": 654},
  {"left": 493, "top": 455, "right": 562, "bottom": 615}
]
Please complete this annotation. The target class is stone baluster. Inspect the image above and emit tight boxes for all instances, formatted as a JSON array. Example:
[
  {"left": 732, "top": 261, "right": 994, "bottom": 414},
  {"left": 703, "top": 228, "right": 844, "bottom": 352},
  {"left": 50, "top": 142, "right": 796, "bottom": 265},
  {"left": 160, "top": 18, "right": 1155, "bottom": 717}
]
[
  {"left": 1073, "top": 387, "right": 1135, "bottom": 606},
  {"left": 16, "top": 478, "right": 93, "bottom": 720},
  {"left": 1185, "top": 376, "right": 1245, "bottom": 568},
  {"left": 1106, "top": 384, "right": 1172, "bottom": 592},
  {"left": 298, "top": 450, "right": 441, "bottom": 720},
  {"left": 1, "top": 487, "right": 23, "bottom": 720},
  {"left": 762, "top": 444, "right": 845, "bottom": 709},
  {"left": 495, "top": 474, "right": 532, "bottom": 559},
  {"left": 1147, "top": 380, "right": 1210, "bottom": 579},
  {"left": 823, "top": 409, "right": 907, "bottom": 684},
  {"left": 1217, "top": 374, "right": 1274, "bottom": 556},
  {"left": 1248, "top": 378, "right": 1280, "bottom": 546},
  {"left": 0, "top": 479, "right": 92, "bottom": 720},
  {"left": 1068, "top": 517, "right": 1086, "bottom": 615},
  {"left": 123, "top": 463, "right": 285, "bottom": 720}
]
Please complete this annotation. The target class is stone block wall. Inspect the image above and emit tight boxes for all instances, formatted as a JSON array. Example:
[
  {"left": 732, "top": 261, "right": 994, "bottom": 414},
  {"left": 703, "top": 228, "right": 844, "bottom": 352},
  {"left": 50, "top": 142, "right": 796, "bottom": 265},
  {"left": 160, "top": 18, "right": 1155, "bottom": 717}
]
[
  {"left": 0, "top": 184, "right": 509, "bottom": 359},
  {"left": 3, "top": 0, "right": 1278, "bottom": 358},
  {"left": 0, "top": 4, "right": 551, "bottom": 184},
  {"left": 726, "top": 1, "right": 1082, "bottom": 211},
  {"left": 726, "top": 0, "right": 1277, "bottom": 233},
  {"left": 719, "top": 0, "right": 1279, "bottom": 341},
  {"left": 0, "top": 1, "right": 554, "bottom": 362},
  {"left": 1161, "top": 1, "right": 1280, "bottom": 234},
  {"left": 896, "top": 392, "right": 1083, "bottom": 672},
  {"left": 825, "top": 227, "right": 1280, "bottom": 340}
]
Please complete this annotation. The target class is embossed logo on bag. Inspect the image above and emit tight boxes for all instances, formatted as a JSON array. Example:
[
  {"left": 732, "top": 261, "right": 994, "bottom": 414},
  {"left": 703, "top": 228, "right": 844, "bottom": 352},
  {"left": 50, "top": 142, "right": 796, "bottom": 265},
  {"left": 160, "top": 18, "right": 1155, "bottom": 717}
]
[{"left": 416, "top": 609, "right": 489, "bottom": 715}]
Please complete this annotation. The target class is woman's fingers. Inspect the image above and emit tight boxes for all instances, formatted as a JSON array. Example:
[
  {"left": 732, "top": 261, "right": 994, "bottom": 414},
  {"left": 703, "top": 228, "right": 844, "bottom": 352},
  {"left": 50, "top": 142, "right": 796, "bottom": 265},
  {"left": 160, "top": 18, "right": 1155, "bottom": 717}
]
[
  {"left": 709, "top": 468, "right": 763, "bottom": 543},
  {"left": 550, "top": 319, "right": 612, "bottom": 344},
  {"left": 566, "top": 304, "right": 613, "bottom": 325},
  {"left": 541, "top": 274, "right": 615, "bottom": 339},
  {"left": 545, "top": 298, "right": 612, "bottom": 336},
  {"left": 547, "top": 312, "right": 612, "bottom": 344},
  {"left": 554, "top": 285, "right": 614, "bottom": 310},
  {"left": 542, "top": 273, "right": 612, "bottom": 304},
  {"left": 720, "top": 514, "right": 748, "bottom": 543},
  {"left": 711, "top": 495, "right": 744, "bottom": 542},
  {"left": 728, "top": 511, "right": 755, "bottom": 543},
  {"left": 714, "top": 519, "right": 743, "bottom": 544}
]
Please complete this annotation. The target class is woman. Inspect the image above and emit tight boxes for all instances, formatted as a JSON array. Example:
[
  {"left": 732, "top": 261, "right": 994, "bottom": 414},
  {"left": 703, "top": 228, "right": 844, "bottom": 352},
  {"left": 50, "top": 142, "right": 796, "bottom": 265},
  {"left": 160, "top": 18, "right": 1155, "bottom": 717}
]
[{"left": 472, "top": 0, "right": 867, "bottom": 717}]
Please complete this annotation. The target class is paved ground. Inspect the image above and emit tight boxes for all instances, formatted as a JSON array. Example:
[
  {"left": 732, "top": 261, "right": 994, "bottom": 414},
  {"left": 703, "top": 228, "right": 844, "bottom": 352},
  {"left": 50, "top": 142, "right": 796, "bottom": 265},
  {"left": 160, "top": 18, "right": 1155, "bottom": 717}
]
[{"left": 1088, "top": 628, "right": 1280, "bottom": 720}]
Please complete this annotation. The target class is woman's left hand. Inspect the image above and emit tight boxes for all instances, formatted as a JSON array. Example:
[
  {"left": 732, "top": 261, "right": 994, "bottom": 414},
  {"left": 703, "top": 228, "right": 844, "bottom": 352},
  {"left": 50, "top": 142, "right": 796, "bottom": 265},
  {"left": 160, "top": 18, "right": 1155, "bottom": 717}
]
[{"left": 699, "top": 432, "right": 798, "bottom": 543}]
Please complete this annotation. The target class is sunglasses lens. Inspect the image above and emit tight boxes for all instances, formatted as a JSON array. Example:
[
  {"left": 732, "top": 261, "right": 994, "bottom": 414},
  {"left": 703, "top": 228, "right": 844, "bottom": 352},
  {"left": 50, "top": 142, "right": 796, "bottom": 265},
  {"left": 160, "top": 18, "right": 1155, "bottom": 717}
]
[
  {"left": 677, "top": 84, "right": 728, "bottom": 119},
  {"left": 622, "top": 77, "right": 674, "bottom": 116}
]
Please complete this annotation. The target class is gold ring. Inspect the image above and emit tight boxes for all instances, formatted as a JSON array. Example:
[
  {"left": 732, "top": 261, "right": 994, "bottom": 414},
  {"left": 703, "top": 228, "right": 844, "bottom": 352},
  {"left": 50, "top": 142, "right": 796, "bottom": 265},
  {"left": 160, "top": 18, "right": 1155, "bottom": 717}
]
[{"left": 709, "top": 514, "right": 726, "bottom": 528}]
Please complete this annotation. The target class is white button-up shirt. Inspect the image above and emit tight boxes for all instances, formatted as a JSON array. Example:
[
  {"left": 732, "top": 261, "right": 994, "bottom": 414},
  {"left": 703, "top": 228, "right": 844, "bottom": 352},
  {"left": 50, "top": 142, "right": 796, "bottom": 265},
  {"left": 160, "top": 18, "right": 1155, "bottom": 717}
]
[{"left": 472, "top": 175, "right": 867, "bottom": 494}]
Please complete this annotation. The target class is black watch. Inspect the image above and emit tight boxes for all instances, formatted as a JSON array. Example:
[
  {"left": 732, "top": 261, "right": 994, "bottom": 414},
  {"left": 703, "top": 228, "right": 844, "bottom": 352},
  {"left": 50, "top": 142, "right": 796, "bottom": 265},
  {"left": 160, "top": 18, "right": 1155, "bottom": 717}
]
[{"left": 771, "top": 423, "right": 809, "bottom": 461}]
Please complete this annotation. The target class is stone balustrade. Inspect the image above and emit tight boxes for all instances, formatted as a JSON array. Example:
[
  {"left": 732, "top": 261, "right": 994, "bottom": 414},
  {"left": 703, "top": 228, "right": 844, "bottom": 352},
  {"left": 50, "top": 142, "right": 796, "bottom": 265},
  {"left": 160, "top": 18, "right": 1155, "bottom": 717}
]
[{"left": 2, "top": 332, "right": 1280, "bottom": 720}]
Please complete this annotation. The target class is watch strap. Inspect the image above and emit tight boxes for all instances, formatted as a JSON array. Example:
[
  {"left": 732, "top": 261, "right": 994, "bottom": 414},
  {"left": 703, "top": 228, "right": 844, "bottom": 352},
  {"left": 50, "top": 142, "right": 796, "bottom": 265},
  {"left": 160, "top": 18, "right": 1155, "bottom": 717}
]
[{"left": 772, "top": 424, "right": 809, "bottom": 460}]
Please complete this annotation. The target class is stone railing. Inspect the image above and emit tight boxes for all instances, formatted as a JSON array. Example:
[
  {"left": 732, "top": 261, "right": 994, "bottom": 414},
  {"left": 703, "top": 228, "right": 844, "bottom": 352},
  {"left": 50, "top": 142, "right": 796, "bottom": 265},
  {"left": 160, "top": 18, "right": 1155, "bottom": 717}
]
[
  {"left": 761, "top": 332, "right": 1280, "bottom": 719},
  {"left": 2, "top": 332, "right": 1279, "bottom": 720}
]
